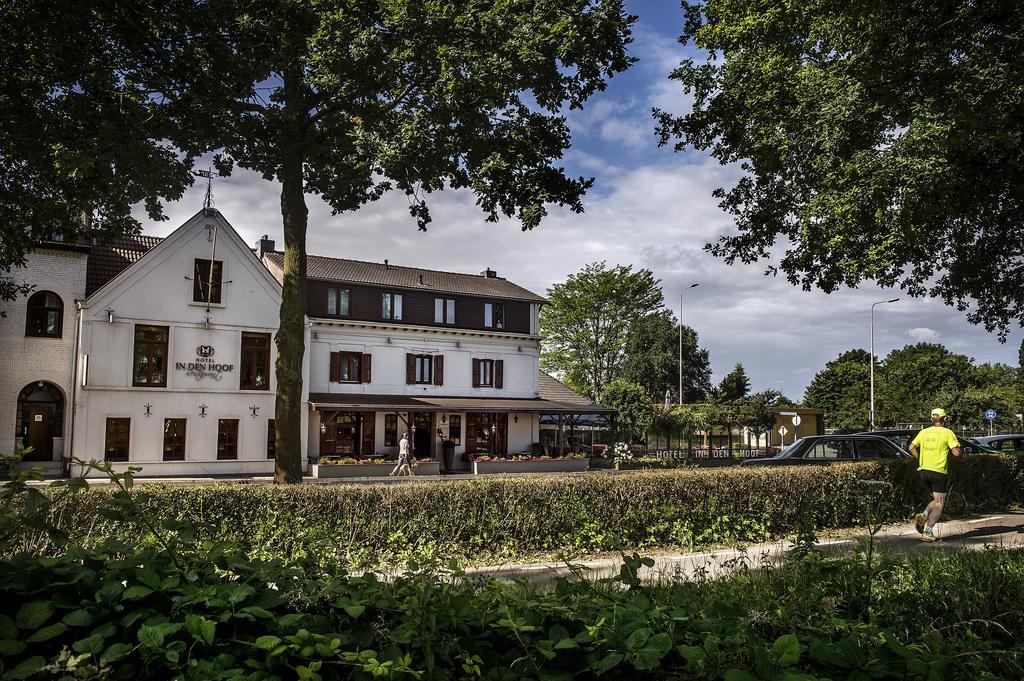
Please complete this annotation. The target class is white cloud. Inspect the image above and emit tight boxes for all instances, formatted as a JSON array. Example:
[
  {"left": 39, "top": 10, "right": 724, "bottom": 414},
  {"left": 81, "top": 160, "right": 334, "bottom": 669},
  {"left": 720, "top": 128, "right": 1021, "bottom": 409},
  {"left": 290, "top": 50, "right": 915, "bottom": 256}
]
[{"left": 908, "top": 327, "right": 940, "bottom": 342}]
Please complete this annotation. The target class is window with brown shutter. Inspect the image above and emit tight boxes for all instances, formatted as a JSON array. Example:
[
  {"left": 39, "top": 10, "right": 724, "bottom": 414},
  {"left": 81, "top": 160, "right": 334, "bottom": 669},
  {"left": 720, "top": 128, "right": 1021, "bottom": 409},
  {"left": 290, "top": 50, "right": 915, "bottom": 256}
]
[
  {"left": 406, "top": 353, "right": 416, "bottom": 384},
  {"left": 333, "top": 352, "right": 362, "bottom": 383},
  {"left": 330, "top": 352, "right": 341, "bottom": 382},
  {"left": 495, "top": 360, "right": 504, "bottom": 389},
  {"left": 361, "top": 354, "right": 372, "bottom": 383},
  {"left": 433, "top": 355, "right": 444, "bottom": 385},
  {"left": 472, "top": 358, "right": 481, "bottom": 387}
]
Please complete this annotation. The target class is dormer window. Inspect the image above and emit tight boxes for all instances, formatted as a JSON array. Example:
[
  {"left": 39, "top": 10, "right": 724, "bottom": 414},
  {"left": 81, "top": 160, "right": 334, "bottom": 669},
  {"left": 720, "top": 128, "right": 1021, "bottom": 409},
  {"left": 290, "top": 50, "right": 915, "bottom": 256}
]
[
  {"left": 327, "top": 287, "right": 349, "bottom": 316},
  {"left": 435, "top": 298, "right": 455, "bottom": 324},
  {"left": 382, "top": 292, "right": 403, "bottom": 320},
  {"left": 193, "top": 259, "right": 223, "bottom": 304},
  {"left": 484, "top": 302, "right": 505, "bottom": 330}
]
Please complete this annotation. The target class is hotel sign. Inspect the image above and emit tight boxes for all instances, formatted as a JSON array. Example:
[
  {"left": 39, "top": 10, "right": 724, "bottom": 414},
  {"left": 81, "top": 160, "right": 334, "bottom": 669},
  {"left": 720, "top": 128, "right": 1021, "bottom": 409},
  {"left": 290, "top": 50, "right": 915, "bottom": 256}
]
[{"left": 176, "top": 345, "right": 234, "bottom": 381}]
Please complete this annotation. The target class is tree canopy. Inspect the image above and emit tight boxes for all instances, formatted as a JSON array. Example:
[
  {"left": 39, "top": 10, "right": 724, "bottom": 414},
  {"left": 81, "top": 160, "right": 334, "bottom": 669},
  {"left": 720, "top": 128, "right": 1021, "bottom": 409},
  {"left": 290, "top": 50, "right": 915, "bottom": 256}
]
[
  {"left": 714, "top": 363, "right": 751, "bottom": 403},
  {"left": 621, "top": 310, "right": 711, "bottom": 402},
  {"left": 540, "top": 262, "right": 663, "bottom": 401},
  {"left": 658, "top": 0, "right": 1024, "bottom": 338},
  {"left": 7, "top": 1, "right": 634, "bottom": 482},
  {"left": 803, "top": 350, "right": 872, "bottom": 430},
  {"left": 600, "top": 379, "right": 653, "bottom": 442}
]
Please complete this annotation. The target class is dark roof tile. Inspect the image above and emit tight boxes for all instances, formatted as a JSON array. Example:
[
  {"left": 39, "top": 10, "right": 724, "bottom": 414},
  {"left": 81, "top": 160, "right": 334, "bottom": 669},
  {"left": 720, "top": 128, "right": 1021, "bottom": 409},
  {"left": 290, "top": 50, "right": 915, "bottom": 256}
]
[
  {"left": 85, "top": 234, "right": 163, "bottom": 296},
  {"left": 263, "top": 252, "right": 546, "bottom": 303}
]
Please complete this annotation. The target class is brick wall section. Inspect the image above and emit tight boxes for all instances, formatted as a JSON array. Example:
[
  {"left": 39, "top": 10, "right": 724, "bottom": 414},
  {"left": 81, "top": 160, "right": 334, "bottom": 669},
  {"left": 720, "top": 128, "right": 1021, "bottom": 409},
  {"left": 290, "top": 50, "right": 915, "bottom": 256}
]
[{"left": 0, "top": 247, "right": 88, "bottom": 457}]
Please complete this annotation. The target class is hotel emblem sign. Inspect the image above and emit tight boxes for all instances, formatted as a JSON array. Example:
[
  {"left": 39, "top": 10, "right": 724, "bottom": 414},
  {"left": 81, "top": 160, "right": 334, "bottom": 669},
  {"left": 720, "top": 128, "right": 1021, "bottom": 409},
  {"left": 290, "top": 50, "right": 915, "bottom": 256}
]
[{"left": 176, "top": 345, "right": 234, "bottom": 381}]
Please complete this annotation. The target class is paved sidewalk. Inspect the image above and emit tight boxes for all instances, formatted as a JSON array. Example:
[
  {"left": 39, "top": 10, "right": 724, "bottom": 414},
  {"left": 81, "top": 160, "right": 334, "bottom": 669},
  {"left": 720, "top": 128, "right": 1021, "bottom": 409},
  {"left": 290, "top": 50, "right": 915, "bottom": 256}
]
[{"left": 463, "top": 511, "right": 1024, "bottom": 585}]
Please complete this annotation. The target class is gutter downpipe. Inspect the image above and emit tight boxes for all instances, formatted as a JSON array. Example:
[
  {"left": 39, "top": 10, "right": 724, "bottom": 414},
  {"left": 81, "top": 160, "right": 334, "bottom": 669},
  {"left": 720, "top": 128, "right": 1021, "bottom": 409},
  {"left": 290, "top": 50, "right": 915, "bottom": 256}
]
[{"left": 66, "top": 303, "right": 84, "bottom": 478}]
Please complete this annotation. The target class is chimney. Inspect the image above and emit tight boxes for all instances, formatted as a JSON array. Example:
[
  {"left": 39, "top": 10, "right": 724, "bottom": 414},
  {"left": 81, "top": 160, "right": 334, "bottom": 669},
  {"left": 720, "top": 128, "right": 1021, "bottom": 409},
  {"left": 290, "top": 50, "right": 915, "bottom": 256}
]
[
  {"left": 256, "top": 235, "right": 275, "bottom": 257},
  {"left": 418, "top": 274, "right": 425, "bottom": 285},
  {"left": 481, "top": 268, "right": 498, "bottom": 278},
  {"left": 384, "top": 259, "right": 389, "bottom": 269}
]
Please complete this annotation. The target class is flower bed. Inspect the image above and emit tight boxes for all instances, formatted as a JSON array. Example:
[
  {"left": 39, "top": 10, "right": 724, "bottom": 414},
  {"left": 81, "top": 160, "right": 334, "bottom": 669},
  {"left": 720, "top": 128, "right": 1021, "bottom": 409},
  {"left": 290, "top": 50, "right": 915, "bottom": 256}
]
[
  {"left": 311, "top": 459, "right": 440, "bottom": 477},
  {"left": 471, "top": 455, "right": 589, "bottom": 475}
]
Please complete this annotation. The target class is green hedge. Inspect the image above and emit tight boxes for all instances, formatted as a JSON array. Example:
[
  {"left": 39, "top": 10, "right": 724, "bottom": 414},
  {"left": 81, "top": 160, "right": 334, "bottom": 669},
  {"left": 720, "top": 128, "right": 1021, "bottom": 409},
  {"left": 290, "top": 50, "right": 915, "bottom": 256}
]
[{"left": 27, "top": 455, "right": 1024, "bottom": 568}]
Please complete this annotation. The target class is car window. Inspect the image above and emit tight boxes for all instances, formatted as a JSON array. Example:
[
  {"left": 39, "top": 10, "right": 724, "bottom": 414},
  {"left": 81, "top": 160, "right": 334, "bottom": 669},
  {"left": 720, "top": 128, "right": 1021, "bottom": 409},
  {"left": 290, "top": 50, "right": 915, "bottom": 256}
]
[
  {"left": 994, "top": 439, "right": 1023, "bottom": 454},
  {"left": 855, "top": 439, "right": 896, "bottom": 459},
  {"left": 803, "top": 439, "right": 855, "bottom": 460}
]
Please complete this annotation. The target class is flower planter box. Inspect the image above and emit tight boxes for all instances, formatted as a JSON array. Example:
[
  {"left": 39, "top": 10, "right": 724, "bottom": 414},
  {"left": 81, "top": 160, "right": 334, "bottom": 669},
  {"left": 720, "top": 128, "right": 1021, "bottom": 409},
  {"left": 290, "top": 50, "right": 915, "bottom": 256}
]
[
  {"left": 311, "top": 462, "right": 440, "bottom": 478},
  {"left": 471, "top": 458, "right": 589, "bottom": 475}
]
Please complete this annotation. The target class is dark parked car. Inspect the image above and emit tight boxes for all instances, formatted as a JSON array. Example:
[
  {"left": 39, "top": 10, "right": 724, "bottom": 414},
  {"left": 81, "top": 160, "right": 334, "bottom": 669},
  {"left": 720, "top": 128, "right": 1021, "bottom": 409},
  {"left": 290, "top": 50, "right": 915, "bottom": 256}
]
[
  {"left": 740, "top": 434, "right": 910, "bottom": 467},
  {"left": 871, "top": 428, "right": 999, "bottom": 454},
  {"left": 975, "top": 434, "right": 1024, "bottom": 455}
]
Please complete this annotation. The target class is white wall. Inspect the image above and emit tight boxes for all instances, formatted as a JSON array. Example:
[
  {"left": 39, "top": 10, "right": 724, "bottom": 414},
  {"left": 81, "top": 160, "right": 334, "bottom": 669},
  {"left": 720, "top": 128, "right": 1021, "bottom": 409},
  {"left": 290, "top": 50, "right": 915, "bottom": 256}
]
[
  {"left": 0, "top": 247, "right": 87, "bottom": 458},
  {"left": 309, "top": 326, "right": 540, "bottom": 398},
  {"left": 74, "top": 210, "right": 306, "bottom": 473}
]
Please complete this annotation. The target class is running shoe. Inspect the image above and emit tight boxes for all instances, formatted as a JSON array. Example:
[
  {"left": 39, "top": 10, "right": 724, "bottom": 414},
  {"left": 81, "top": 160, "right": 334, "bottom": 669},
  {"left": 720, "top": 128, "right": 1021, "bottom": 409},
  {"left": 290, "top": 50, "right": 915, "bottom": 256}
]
[
  {"left": 914, "top": 513, "right": 927, "bottom": 535},
  {"left": 920, "top": 530, "right": 938, "bottom": 543}
]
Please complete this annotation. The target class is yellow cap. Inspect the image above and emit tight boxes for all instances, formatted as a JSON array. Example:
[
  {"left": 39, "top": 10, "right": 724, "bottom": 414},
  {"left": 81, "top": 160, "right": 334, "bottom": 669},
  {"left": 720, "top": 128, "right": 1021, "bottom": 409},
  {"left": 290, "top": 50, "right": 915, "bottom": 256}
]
[{"left": 930, "top": 408, "right": 947, "bottom": 418}]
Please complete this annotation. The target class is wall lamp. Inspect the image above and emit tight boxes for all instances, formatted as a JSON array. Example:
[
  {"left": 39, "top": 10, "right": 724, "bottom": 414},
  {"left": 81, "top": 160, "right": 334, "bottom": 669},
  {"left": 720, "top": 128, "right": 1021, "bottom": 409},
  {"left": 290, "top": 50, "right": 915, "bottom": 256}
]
[{"left": 105, "top": 308, "right": 115, "bottom": 323}]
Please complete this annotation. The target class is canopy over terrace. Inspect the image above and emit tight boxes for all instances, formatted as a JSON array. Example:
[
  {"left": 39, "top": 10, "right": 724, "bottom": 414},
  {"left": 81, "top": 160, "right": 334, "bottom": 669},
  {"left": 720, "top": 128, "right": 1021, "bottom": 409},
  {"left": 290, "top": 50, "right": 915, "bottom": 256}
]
[{"left": 309, "top": 373, "right": 613, "bottom": 459}]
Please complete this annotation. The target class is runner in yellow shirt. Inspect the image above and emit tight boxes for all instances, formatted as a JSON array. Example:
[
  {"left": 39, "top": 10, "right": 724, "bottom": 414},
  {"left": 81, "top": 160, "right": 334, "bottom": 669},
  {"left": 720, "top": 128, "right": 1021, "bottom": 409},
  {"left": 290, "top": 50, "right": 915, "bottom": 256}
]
[{"left": 908, "top": 408, "right": 961, "bottom": 542}]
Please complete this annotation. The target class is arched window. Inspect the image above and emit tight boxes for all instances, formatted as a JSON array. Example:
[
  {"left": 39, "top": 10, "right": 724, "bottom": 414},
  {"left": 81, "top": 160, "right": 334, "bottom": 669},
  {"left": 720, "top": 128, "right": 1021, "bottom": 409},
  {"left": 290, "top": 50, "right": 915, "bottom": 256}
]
[{"left": 25, "top": 291, "right": 63, "bottom": 338}]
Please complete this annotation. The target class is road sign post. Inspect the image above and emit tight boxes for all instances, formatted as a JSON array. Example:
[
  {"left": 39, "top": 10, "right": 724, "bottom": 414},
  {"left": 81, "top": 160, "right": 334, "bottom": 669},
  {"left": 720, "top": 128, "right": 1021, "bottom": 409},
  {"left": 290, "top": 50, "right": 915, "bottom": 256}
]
[
  {"left": 985, "top": 409, "right": 997, "bottom": 436},
  {"left": 778, "top": 425, "right": 788, "bottom": 448}
]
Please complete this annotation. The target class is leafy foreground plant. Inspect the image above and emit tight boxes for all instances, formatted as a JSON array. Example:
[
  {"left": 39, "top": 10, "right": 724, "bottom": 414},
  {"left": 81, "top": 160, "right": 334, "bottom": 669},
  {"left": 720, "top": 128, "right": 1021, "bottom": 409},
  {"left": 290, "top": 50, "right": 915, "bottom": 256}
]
[{"left": 1, "top": 461, "right": 1023, "bottom": 679}]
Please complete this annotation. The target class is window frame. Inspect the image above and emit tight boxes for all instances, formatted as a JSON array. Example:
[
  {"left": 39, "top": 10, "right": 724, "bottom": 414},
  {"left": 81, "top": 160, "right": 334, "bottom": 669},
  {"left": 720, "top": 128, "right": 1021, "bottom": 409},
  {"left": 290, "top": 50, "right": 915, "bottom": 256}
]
[
  {"left": 479, "top": 359, "right": 495, "bottom": 387},
  {"left": 104, "top": 417, "right": 131, "bottom": 462},
  {"left": 336, "top": 351, "right": 363, "bottom": 383},
  {"left": 25, "top": 290, "right": 63, "bottom": 338},
  {"left": 132, "top": 325, "right": 170, "bottom": 388},
  {"left": 384, "top": 413, "right": 398, "bottom": 447},
  {"left": 193, "top": 258, "right": 224, "bottom": 304},
  {"left": 266, "top": 418, "right": 276, "bottom": 459},
  {"left": 162, "top": 418, "right": 187, "bottom": 461},
  {"left": 413, "top": 354, "right": 433, "bottom": 384},
  {"left": 448, "top": 415, "right": 462, "bottom": 446},
  {"left": 240, "top": 332, "right": 271, "bottom": 391},
  {"left": 217, "top": 418, "right": 240, "bottom": 460},
  {"left": 382, "top": 292, "right": 404, "bottom": 321},
  {"left": 327, "top": 286, "right": 350, "bottom": 317},
  {"left": 484, "top": 302, "right": 505, "bottom": 329},
  {"left": 434, "top": 297, "right": 456, "bottom": 324}
]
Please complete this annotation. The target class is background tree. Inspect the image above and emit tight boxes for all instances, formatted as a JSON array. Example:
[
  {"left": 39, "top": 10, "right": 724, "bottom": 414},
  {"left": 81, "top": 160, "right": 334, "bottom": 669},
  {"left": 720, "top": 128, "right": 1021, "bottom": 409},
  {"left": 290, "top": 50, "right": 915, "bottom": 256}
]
[
  {"left": 803, "top": 349, "right": 871, "bottom": 430},
  {"left": 1019, "top": 339, "right": 1024, "bottom": 424},
  {"left": 658, "top": 1, "right": 1024, "bottom": 338},
  {"left": 620, "top": 310, "right": 711, "bottom": 402},
  {"left": 714, "top": 363, "right": 750, "bottom": 403},
  {"left": 149, "top": 1, "right": 635, "bottom": 482},
  {"left": 875, "top": 343, "right": 975, "bottom": 425},
  {"left": 672, "top": 403, "right": 711, "bottom": 453},
  {"left": 600, "top": 379, "right": 654, "bottom": 443},
  {"left": 541, "top": 262, "right": 662, "bottom": 401}
]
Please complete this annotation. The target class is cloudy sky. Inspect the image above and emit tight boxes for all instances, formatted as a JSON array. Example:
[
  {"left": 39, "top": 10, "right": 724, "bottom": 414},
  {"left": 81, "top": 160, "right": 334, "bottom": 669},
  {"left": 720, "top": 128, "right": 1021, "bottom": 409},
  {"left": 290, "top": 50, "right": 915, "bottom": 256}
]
[{"left": 139, "top": 1, "right": 1022, "bottom": 400}]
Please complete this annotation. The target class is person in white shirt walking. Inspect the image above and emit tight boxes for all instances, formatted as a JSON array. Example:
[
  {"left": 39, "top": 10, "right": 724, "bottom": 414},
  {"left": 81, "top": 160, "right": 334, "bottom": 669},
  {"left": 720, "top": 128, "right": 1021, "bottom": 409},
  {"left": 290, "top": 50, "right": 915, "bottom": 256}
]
[{"left": 391, "top": 432, "right": 413, "bottom": 476}]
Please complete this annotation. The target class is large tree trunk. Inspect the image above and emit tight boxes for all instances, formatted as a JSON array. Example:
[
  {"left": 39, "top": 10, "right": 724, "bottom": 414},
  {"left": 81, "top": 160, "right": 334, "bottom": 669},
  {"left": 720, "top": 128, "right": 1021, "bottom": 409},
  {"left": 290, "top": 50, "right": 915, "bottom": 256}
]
[{"left": 274, "top": 72, "right": 309, "bottom": 484}]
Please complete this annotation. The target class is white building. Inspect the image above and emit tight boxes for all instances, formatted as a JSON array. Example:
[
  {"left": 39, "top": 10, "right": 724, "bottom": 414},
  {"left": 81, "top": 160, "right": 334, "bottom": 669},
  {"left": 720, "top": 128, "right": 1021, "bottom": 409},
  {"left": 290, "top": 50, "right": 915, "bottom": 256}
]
[
  {"left": 0, "top": 241, "right": 89, "bottom": 474},
  {"left": 2, "top": 208, "right": 604, "bottom": 477}
]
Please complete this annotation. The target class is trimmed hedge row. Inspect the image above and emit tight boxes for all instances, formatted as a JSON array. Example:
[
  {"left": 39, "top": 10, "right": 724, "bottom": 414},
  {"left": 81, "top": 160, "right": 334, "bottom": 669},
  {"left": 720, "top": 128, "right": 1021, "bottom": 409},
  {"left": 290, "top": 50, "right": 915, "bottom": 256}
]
[{"left": 27, "top": 455, "right": 1024, "bottom": 568}]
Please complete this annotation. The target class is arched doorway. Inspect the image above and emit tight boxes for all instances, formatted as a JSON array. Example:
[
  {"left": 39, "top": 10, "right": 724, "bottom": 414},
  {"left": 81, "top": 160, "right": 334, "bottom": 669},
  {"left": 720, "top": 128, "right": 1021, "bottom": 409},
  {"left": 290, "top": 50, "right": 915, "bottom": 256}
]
[{"left": 16, "top": 382, "right": 64, "bottom": 461}]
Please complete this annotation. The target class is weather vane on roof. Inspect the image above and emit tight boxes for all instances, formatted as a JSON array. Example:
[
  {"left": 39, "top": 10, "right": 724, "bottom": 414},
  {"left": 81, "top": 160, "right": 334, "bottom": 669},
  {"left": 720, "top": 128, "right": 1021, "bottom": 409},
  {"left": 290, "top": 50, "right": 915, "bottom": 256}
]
[{"left": 194, "top": 167, "right": 215, "bottom": 210}]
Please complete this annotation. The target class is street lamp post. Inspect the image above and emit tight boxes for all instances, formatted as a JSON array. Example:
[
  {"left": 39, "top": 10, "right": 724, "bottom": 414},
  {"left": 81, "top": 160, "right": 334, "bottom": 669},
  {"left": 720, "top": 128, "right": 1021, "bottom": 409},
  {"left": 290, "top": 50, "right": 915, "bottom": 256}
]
[
  {"left": 870, "top": 298, "right": 900, "bottom": 430},
  {"left": 679, "top": 283, "right": 699, "bottom": 405}
]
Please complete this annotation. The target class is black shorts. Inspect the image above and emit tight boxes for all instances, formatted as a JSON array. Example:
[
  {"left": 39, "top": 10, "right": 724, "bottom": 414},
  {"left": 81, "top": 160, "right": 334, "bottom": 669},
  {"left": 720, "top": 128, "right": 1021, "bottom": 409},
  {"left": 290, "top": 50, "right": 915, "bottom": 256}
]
[{"left": 919, "top": 470, "right": 948, "bottom": 494}]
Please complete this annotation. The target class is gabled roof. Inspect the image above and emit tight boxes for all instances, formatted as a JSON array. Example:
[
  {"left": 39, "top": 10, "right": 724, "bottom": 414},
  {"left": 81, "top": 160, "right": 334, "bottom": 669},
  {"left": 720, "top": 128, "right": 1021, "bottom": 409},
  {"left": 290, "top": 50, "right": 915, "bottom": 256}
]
[
  {"left": 262, "top": 251, "right": 547, "bottom": 304},
  {"left": 85, "top": 234, "right": 163, "bottom": 296},
  {"left": 537, "top": 372, "right": 602, "bottom": 408}
]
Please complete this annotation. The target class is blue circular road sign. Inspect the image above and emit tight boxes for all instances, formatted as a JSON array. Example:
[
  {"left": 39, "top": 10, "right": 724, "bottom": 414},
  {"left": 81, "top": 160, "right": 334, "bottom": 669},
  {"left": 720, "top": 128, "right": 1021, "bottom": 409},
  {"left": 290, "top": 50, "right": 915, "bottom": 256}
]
[{"left": 985, "top": 409, "right": 997, "bottom": 420}]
